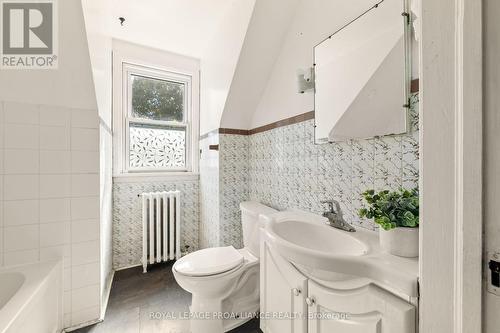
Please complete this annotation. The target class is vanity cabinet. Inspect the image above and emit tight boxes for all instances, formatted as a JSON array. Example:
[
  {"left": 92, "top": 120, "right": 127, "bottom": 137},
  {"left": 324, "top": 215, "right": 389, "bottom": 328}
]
[
  {"left": 261, "top": 242, "right": 416, "bottom": 333},
  {"left": 307, "top": 281, "right": 415, "bottom": 333},
  {"left": 260, "top": 242, "right": 308, "bottom": 333}
]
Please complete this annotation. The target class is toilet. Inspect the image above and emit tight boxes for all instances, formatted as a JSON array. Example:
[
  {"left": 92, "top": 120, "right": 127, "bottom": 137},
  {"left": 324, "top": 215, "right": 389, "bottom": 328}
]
[{"left": 172, "top": 201, "right": 277, "bottom": 333}]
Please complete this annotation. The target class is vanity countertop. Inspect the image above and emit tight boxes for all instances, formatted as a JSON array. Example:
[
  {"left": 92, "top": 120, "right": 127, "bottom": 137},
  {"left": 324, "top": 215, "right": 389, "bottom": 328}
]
[{"left": 261, "top": 209, "right": 419, "bottom": 298}]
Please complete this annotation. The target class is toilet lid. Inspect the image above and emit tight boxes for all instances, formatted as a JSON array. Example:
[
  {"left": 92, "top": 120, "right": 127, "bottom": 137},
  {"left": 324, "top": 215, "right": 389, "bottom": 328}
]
[{"left": 174, "top": 246, "right": 244, "bottom": 277}]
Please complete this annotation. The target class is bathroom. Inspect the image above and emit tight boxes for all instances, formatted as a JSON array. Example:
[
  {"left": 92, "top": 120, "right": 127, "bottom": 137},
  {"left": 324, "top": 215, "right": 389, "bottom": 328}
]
[{"left": 0, "top": 0, "right": 497, "bottom": 332}]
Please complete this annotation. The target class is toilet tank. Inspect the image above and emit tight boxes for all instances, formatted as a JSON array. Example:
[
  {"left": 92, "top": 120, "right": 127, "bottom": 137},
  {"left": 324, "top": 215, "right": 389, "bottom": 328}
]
[{"left": 240, "top": 201, "right": 277, "bottom": 257}]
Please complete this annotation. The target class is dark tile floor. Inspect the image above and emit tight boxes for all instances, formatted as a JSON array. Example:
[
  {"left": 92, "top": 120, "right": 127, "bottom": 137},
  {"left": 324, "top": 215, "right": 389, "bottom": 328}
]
[{"left": 73, "top": 262, "right": 261, "bottom": 333}]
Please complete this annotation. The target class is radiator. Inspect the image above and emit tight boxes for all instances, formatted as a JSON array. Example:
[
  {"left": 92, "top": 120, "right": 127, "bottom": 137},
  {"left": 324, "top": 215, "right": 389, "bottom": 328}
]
[{"left": 141, "top": 190, "right": 181, "bottom": 273}]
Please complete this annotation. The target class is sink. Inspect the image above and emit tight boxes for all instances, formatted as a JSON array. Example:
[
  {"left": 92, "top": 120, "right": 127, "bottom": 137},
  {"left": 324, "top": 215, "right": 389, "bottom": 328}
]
[
  {"left": 261, "top": 209, "right": 419, "bottom": 297},
  {"left": 271, "top": 220, "right": 368, "bottom": 256},
  {"left": 263, "top": 210, "right": 372, "bottom": 271}
]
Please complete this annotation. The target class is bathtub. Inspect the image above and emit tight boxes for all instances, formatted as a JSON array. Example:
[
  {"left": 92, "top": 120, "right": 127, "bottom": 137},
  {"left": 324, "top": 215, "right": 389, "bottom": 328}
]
[{"left": 0, "top": 261, "right": 63, "bottom": 333}]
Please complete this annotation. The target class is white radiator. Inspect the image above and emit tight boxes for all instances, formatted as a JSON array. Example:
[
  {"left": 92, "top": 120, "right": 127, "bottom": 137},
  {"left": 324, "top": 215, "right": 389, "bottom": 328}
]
[{"left": 141, "top": 190, "right": 181, "bottom": 273}]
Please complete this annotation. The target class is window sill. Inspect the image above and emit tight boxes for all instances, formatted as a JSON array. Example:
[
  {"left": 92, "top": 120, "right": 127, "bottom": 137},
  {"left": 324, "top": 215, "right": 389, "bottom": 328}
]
[{"left": 113, "top": 172, "right": 199, "bottom": 183}]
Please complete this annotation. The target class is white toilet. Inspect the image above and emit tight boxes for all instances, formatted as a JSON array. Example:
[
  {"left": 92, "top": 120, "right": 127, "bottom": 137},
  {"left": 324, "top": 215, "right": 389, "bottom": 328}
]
[{"left": 172, "top": 201, "right": 277, "bottom": 333}]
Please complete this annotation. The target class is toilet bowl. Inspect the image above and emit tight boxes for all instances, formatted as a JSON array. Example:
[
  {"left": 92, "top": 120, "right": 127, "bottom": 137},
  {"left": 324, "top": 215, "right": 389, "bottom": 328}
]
[{"left": 172, "top": 201, "right": 277, "bottom": 333}]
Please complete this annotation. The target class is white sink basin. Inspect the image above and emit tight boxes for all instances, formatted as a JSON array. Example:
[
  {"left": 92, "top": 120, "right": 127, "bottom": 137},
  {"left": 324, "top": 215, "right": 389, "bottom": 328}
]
[
  {"left": 261, "top": 210, "right": 419, "bottom": 297},
  {"left": 271, "top": 220, "right": 368, "bottom": 256}
]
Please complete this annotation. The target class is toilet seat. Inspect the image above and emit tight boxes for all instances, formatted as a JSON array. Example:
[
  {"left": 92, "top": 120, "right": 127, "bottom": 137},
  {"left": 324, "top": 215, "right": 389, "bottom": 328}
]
[{"left": 174, "top": 246, "right": 244, "bottom": 277}]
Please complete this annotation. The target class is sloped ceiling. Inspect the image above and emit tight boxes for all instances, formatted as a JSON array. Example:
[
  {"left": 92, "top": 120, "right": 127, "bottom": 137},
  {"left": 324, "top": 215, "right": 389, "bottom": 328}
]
[
  {"left": 219, "top": 0, "right": 301, "bottom": 130},
  {"left": 82, "top": 0, "right": 258, "bottom": 135},
  {"left": 82, "top": 0, "right": 304, "bottom": 133}
]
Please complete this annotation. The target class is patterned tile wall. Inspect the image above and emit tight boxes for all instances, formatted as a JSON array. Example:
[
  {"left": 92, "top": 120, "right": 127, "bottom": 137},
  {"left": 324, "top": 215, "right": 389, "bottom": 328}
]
[
  {"left": 219, "top": 134, "right": 249, "bottom": 248},
  {"left": 197, "top": 94, "right": 419, "bottom": 248},
  {"left": 248, "top": 94, "right": 419, "bottom": 231},
  {"left": 199, "top": 134, "right": 249, "bottom": 249},
  {"left": 112, "top": 179, "right": 199, "bottom": 269}
]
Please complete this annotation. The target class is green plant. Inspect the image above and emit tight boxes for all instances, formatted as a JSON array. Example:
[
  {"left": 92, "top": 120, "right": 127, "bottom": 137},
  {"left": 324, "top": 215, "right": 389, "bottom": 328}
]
[{"left": 358, "top": 188, "right": 419, "bottom": 230}]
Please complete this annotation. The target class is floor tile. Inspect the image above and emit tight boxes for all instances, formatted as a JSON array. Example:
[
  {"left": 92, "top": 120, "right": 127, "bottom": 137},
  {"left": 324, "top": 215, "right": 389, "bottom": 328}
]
[{"left": 72, "top": 262, "right": 261, "bottom": 333}]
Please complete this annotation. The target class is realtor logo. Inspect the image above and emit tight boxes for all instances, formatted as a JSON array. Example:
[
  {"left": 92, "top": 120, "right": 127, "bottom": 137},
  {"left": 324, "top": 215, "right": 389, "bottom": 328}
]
[{"left": 1, "top": 0, "right": 58, "bottom": 69}]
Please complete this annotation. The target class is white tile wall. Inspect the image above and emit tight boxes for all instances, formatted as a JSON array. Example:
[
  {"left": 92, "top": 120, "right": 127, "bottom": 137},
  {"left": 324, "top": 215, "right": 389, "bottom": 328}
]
[
  {"left": 40, "top": 151, "right": 71, "bottom": 174},
  {"left": 4, "top": 200, "right": 39, "bottom": 226},
  {"left": 0, "top": 101, "right": 101, "bottom": 328},
  {"left": 199, "top": 134, "right": 220, "bottom": 248},
  {"left": 40, "top": 198, "right": 71, "bottom": 223}
]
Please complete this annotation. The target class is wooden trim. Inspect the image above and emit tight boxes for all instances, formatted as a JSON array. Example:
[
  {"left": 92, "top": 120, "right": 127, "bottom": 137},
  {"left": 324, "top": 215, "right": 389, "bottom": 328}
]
[
  {"left": 410, "top": 78, "right": 419, "bottom": 93},
  {"left": 249, "top": 111, "right": 315, "bottom": 135},
  {"left": 419, "top": 0, "right": 482, "bottom": 332},
  {"left": 453, "top": 0, "right": 482, "bottom": 332},
  {"left": 198, "top": 81, "right": 420, "bottom": 140},
  {"left": 219, "top": 128, "right": 250, "bottom": 135},
  {"left": 199, "top": 81, "right": 420, "bottom": 140},
  {"left": 199, "top": 111, "right": 315, "bottom": 139}
]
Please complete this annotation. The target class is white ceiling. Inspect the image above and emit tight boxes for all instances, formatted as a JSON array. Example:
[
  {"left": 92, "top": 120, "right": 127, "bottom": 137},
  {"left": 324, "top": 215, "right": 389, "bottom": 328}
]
[{"left": 110, "top": 0, "right": 237, "bottom": 58}]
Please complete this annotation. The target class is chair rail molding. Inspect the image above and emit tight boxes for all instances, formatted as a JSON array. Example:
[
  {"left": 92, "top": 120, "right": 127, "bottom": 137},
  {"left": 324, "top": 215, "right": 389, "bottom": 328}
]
[{"left": 419, "top": 0, "right": 482, "bottom": 332}]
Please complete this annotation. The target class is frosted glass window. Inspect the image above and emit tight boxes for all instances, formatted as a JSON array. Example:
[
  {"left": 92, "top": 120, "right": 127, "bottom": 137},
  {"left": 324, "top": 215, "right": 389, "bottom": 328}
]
[{"left": 129, "top": 123, "right": 186, "bottom": 169}]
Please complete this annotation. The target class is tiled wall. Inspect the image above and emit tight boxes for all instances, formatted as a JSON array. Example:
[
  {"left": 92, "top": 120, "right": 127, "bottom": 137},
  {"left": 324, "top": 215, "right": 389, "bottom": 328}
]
[
  {"left": 99, "top": 121, "right": 113, "bottom": 311},
  {"left": 112, "top": 178, "right": 200, "bottom": 269},
  {"left": 219, "top": 134, "right": 249, "bottom": 248},
  {"left": 249, "top": 94, "right": 419, "bottom": 231},
  {"left": 199, "top": 134, "right": 249, "bottom": 249},
  {"left": 199, "top": 135, "right": 220, "bottom": 248},
  {"left": 0, "top": 101, "right": 101, "bottom": 327},
  {"left": 198, "top": 94, "right": 419, "bottom": 246}
]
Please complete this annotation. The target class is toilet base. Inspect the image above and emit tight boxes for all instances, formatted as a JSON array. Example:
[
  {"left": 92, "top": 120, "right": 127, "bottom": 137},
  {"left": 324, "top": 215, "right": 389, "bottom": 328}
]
[{"left": 189, "top": 264, "right": 260, "bottom": 333}]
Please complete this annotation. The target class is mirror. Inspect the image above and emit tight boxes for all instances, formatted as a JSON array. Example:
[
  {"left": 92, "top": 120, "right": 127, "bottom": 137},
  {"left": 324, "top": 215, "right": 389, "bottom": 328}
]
[{"left": 314, "top": 0, "right": 410, "bottom": 144}]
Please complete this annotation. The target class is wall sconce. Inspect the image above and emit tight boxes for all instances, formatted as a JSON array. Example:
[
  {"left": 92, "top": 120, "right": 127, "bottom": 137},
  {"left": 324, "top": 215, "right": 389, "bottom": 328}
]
[{"left": 297, "top": 67, "right": 315, "bottom": 94}]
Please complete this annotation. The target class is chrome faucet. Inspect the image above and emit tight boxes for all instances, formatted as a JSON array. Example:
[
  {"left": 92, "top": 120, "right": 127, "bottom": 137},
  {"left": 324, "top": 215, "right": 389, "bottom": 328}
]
[{"left": 321, "top": 200, "right": 356, "bottom": 232}]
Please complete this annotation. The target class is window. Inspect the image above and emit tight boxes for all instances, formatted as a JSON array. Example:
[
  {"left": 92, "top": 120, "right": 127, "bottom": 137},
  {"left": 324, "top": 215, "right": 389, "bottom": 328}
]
[
  {"left": 113, "top": 42, "right": 199, "bottom": 176},
  {"left": 123, "top": 64, "right": 192, "bottom": 172},
  {"left": 112, "top": 49, "right": 199, "bottom": 176}
]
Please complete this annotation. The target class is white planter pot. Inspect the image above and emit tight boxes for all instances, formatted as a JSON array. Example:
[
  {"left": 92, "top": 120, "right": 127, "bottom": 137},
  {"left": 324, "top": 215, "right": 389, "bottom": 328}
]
[{"left": 379, "top": 227, "right": 419, "bottom": 258}]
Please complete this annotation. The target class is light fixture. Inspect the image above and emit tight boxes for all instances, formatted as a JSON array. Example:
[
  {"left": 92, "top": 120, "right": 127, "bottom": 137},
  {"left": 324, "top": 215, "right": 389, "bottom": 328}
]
[{"left": 296, "top": 67, "right": 315, "bottom": 94}]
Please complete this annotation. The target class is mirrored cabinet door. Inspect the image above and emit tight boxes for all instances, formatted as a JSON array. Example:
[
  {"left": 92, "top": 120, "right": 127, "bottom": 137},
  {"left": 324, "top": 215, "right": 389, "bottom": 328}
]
[{"left": 314, "top": 0, "right": 411, "bottom": 144}]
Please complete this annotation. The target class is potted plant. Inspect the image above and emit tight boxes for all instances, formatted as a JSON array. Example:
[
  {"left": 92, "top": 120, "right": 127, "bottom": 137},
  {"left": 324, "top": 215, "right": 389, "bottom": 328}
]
[{"left": 358, "top": 188, "right": 419, "bottom": 258}]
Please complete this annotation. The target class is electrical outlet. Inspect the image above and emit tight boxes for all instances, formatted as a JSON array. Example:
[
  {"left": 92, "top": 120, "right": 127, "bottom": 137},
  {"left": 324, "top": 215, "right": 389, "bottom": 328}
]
[{"left": 487, "top": 251, "right": 500, "bottom": 296}]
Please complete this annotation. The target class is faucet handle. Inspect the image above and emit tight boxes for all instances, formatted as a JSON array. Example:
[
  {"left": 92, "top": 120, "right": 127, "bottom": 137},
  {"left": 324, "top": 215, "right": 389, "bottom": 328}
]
[
  {"left": 321, "top": 200, "right": 334, "bottom": 212},
  {"left": 321, "top": 200, "right": 342, "bottom": 215}
]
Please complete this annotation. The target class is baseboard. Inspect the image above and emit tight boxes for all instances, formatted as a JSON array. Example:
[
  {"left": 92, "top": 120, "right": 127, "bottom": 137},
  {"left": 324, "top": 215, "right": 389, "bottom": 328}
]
[
  {"left": 114, "top": 263, "right": 142, "bottom": 271},
  {"left": 63, "top": 318, "right": 103, "bottom": 332}
]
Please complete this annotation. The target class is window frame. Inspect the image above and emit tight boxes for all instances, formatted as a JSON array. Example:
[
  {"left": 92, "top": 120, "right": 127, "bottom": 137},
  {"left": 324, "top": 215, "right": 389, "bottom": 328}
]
[
  {"left": 112, "top": 40, "right": 200, "bottom": 178},
  {"left": 123, "top": 63, "right": 192, "bottom": 173}
]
